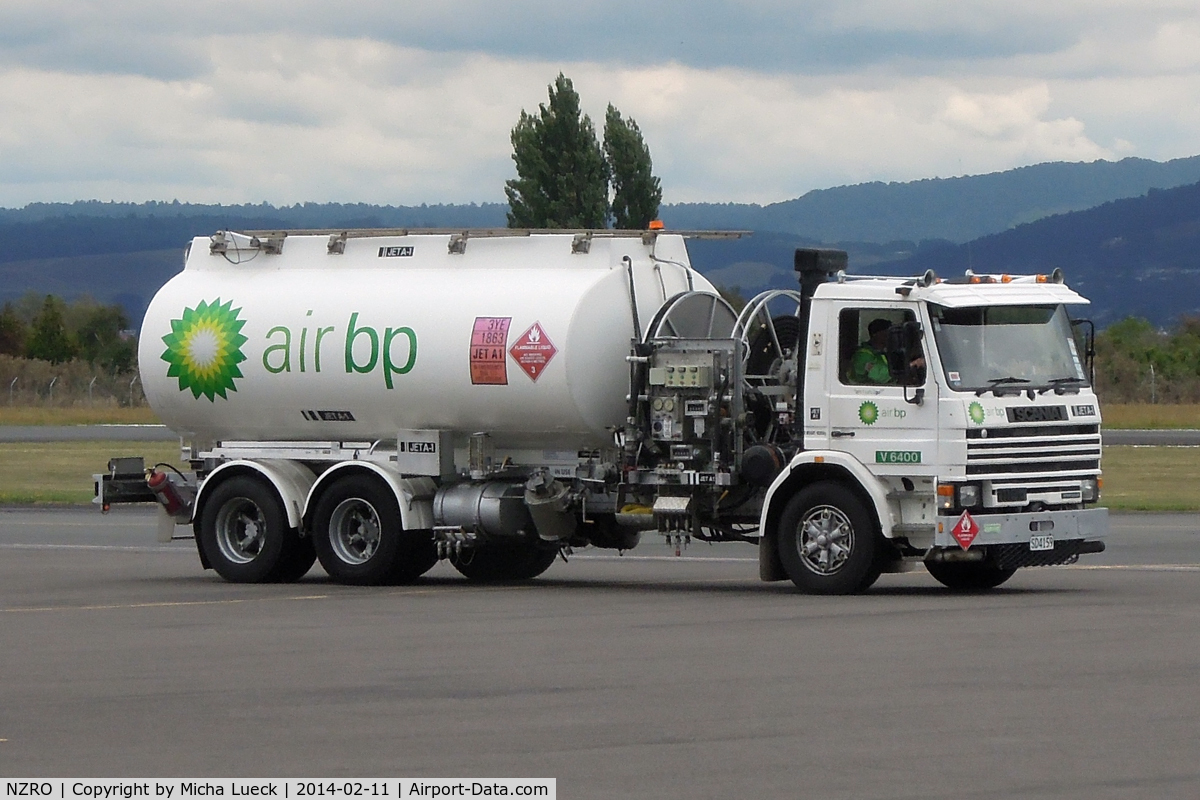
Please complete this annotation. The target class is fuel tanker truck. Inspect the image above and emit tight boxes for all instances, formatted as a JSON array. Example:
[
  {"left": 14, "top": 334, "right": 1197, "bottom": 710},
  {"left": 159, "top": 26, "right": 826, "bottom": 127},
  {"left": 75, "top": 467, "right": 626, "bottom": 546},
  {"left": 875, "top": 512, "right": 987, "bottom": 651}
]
[{"left": 96, "top": 227, "right": 1108, "bottom": 593}]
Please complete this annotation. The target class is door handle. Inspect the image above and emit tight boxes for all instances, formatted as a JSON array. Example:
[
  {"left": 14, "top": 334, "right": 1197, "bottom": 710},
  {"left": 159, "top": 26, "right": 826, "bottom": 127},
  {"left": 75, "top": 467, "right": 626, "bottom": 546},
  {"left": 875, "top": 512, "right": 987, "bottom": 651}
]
[{"left": 831, "top": 430, "right": 855, "bottom": 438}]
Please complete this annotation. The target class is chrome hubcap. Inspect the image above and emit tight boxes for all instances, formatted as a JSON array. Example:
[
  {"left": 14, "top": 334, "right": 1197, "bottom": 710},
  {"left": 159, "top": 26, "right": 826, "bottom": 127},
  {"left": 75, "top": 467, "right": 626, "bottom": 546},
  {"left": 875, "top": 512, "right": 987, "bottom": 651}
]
[
  {"left": 796, "top": 505, "right": 854, "bottom": 575},
  {"left": 215, "top": 498, "right": 267, "bottom": 565},
  {"left": 329, "top": 498, "right": 381, "bottom": 565}
]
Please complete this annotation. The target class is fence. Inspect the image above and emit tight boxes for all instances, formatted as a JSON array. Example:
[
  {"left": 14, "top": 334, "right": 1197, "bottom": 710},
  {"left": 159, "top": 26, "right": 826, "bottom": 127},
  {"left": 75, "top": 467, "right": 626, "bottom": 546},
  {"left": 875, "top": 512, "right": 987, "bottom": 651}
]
[
  {"left": 0, "top": 355, "right": 146, "bottom": 407},
  {"left": 3, "top": 353, "right": 1194, "bottom": 409}
]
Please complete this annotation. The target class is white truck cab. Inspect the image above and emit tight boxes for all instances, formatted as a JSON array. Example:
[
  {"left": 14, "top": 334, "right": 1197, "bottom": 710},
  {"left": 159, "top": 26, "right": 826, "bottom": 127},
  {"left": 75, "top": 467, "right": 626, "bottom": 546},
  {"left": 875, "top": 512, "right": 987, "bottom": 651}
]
[{"left": 756, "top": 265, "right": 1106, "bottom": 592}]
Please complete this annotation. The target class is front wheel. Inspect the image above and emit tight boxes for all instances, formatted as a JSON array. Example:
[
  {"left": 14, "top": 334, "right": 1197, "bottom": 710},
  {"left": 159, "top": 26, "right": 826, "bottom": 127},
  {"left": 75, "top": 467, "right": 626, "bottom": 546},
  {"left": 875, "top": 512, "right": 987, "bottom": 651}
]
[
  {"left": 776, "top": 481, "right": 882, "bottom": 595},
  {"left": 925, "top": 561, "right": 1016, "bottom": 591}
]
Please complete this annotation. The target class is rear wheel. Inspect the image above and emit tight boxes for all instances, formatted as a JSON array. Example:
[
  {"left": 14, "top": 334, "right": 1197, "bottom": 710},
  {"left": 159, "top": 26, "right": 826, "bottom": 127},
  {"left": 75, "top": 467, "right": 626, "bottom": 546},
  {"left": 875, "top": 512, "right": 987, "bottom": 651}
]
[
  {"left": 197, "top": 475, "right": 300, "bottom": 583},
  {"left": 925, "top": 561, "right": 1016, "bottom": 591},
  {"left": 777, "top": 481, "right": 881, "bottom": 594},
  {"left": 452, "top": 542, "right": 559, "bottom": 582},
  {"left": 312, "top": 475, "right": 437, "bottom": 585}
]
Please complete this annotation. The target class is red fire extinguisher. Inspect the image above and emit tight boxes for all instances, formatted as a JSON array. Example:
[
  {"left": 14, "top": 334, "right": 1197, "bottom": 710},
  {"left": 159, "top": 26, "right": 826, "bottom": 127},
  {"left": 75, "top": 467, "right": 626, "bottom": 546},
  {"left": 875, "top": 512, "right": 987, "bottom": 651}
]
[{"left": 147, "top": 470, "right": 186, "bottom": 518}]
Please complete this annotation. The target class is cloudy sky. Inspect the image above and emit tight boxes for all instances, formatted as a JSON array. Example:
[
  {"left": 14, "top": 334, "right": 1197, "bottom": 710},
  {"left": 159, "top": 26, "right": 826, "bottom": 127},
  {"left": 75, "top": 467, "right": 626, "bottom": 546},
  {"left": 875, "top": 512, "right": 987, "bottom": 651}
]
[{"left": 1, "top": 1, "right": 1199, "bottom": 207}]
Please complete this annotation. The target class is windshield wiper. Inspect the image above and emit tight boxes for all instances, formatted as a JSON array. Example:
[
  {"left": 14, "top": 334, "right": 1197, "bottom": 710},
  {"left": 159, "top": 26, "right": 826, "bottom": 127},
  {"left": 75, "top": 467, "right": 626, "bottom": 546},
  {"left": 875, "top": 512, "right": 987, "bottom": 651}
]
[
  {"left": 1039, "top": 376, "right": 1087, "bottom": 395},
  {"left": 975, "top": 377, "right": 1030, "bottom": 396}
]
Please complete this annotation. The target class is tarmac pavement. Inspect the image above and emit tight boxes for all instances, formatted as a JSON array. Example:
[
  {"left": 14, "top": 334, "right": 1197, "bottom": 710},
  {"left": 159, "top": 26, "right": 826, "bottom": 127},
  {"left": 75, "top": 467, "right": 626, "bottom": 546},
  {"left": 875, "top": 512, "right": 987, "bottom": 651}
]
[{"left": 0, "top": 508, "right": 1197, "bottom": 797}]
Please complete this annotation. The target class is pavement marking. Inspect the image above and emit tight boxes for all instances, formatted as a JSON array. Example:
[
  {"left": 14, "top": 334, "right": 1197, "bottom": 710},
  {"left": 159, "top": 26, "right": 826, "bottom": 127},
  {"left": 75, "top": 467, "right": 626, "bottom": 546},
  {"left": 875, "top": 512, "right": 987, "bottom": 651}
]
[
  {"left": 1, "top": 594, "right": 331, "bottom": 614},
  {"left": 0, "top": 543, "right": 191, "bottom": 553},
  {"left": 0, "top": 520, "right": 158, "bottom": 528},
  {"left": 0, "top": 583, "right": 540, "bottom": 613},
  {"left": 3, "top": 543, "right": 1196, "bottom": 573},
  {"left": 1062, "top": 563, "right": 1200, "bottom": 572}
]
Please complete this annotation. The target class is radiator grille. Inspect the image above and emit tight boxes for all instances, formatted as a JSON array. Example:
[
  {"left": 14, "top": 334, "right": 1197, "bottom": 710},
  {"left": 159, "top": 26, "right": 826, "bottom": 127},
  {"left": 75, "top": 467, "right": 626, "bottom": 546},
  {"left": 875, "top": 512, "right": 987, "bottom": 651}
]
[{"left": 966, "top": 424, "right": 1100, "bottom": 480}]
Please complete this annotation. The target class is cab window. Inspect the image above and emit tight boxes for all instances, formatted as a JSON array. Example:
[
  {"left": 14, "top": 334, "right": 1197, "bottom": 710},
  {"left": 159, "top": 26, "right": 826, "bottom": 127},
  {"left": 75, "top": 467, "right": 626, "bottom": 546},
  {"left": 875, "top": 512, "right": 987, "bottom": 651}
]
[{"left": 839, "top": 308, "right": 917, "bottom": 386}]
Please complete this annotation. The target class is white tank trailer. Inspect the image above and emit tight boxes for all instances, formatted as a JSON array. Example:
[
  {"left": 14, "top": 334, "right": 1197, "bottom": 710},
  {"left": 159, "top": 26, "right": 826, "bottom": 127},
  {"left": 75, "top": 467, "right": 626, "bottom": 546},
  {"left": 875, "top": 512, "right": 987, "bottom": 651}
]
[{"left": 99, "top": 227, "right": 1108, "bottom": 593}]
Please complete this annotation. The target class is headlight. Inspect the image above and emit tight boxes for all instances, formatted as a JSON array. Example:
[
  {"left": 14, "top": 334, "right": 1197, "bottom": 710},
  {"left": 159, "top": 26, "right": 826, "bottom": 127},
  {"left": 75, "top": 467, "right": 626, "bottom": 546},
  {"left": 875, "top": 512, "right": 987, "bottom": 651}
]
[
  {"left": 958, "top": 483, "right": 981, "bottom": 508},
  {"left": 1082, "top": 477, "right": 1099, "bottom": 502}
]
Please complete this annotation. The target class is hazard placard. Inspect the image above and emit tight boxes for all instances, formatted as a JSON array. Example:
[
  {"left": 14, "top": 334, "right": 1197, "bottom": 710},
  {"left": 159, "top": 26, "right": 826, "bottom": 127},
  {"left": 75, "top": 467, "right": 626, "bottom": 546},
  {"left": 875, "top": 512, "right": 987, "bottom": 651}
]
[
  {"left": 470, "top": 317, "right": 511, "bottom": 385},
  {"left": 509, "top": 322, "right": 557, "bottom": 382},
  {"left": 951, "top": 510, "right": 978, "bottom": 549}
]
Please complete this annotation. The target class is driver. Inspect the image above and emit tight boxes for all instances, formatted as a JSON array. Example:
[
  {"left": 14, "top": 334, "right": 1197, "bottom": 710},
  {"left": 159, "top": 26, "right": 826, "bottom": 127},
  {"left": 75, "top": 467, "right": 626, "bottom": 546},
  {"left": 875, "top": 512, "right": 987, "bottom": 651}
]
[
  {"left": 849, "top": 318, "right": 893, "bottom": 383},
  {"left": 849, "top": 318, "right": 926, "bottom": 384}
]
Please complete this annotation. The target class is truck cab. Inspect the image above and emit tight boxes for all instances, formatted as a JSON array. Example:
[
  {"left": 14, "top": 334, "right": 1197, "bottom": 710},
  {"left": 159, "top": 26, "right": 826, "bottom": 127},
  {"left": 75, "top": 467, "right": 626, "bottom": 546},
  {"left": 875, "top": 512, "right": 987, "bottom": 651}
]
[{"left": 756, "top": 265, "right": 1107, "bottom": 592}]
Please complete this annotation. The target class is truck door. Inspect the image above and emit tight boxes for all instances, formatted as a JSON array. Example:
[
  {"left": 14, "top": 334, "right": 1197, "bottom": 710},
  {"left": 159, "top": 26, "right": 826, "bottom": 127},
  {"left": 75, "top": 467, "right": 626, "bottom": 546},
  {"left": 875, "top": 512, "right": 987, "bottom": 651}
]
[{"left": 824, "top": 305, "right": 938, "bottom": 475}]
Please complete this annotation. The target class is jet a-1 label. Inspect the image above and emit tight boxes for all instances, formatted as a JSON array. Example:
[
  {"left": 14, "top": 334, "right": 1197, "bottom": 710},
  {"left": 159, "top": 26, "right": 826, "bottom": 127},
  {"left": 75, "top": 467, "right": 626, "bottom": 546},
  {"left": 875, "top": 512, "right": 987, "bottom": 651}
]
[
  {"left": 301, "top": 410, "right": 356, "bottom": 422},
  {"left": 470, "top": 317, "right": 511, "bottom": 385}
]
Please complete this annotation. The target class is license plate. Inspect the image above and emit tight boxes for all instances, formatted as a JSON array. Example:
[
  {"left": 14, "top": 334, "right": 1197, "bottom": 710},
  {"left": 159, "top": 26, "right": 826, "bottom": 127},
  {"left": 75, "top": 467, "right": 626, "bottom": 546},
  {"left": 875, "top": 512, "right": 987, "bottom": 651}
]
[{"left": 1030, "top": 534, "right": 1055, "bottom": 551}]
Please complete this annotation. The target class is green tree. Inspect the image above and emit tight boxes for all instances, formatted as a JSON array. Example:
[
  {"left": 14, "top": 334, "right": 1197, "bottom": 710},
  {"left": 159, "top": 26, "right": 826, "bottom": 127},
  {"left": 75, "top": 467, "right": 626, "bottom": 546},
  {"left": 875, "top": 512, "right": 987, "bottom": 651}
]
[
  {"left": 76, "top": 307, "right": 131, "bottom": 367},
  {"left": 604, "top": 105, "right": 662, "bottom": 229},
  {"left": 76, "top": 304, "right": 135, "bottom": 372},
  {"left": 506, "top": 74, "right": 609, "bottom": 229},
  {"left": 25, "top": 295, "right": 77, "bottom": 364},
  {"left": 0, "top": 302, "right": 27, "bottom": 356}
]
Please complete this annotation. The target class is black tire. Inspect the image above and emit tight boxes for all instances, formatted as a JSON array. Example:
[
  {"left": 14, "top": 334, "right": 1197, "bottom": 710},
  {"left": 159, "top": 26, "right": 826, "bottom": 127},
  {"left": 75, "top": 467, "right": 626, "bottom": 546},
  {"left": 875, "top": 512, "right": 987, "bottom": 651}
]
[
  {"left": 311, "top": 475, "right": 437, "bottom": 585},
  {"left": 776, "top": 481, "right": 881, "bottom": 595},
  {"left": 275, "top": 536, "right": 317, "bottom": 582},
  {"left": 451, "top": 542, "right": 559, "bottom": 582},
  {"left": 925, "top": 561, "right": 1016, "bottom": 591},
  {"left": 197, "top": 475, "right": 299, "bottom": 583}
]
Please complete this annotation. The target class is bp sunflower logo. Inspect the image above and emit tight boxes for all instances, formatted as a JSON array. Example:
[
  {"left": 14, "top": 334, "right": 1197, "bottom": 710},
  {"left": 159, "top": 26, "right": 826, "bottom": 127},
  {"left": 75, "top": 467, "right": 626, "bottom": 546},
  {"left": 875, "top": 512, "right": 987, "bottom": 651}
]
[
  {"left": 968, "top": 401, "right": 986, "bottom": 425},
  {"left": 160, "top": 299, "right": 249, "bottom": 401},
  {"left": 858, "top": 401, "right": 879, "bottom": 425}
]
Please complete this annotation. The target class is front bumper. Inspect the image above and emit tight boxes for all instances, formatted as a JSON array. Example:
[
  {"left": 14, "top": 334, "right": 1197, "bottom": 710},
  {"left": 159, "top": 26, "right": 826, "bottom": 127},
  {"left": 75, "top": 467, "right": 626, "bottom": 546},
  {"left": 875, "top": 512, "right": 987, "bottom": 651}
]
[{"left": 933, "top": 506, "right": 1108, "bottom": 549}]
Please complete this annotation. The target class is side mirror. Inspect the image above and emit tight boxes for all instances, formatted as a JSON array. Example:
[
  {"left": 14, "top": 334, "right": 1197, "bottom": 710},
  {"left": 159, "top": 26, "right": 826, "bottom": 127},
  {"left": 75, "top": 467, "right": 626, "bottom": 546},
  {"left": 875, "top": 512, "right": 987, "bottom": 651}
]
[
  {"left": 886, "top": 320, "right": 926, "bottom": 405},
  {"left": 1071, "top": 318, "right": 1096, "bottom": 385},
  {"left": 886, "top": 321, "right": 923, "bottom": 380}
]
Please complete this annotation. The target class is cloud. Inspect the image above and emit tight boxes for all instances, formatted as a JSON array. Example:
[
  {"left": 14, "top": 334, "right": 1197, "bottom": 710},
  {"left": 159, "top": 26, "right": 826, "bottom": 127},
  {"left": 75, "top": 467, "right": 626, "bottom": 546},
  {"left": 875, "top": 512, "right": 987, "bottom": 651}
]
[{"left": 0, "top": 2, "right": 1198, "bottom": 205}]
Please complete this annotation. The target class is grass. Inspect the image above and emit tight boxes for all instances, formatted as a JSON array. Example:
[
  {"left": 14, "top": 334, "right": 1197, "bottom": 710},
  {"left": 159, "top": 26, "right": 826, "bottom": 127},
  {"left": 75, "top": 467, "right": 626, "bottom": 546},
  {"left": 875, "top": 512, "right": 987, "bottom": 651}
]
[
  {"left": 0, "top": 441, "right": 183, "bottom": 505},
  {"left": 0, "top": 440, "right": 1195, "bottom": 511},
  {"left": 1102, "top": 404, "right": 1200, "bottom": 429},
  {"left": 1100, "top": 445, "right": 1200, "bottom": 512},
  {"left": 0, "top": 406, "right": 160, "bottom": 426}
]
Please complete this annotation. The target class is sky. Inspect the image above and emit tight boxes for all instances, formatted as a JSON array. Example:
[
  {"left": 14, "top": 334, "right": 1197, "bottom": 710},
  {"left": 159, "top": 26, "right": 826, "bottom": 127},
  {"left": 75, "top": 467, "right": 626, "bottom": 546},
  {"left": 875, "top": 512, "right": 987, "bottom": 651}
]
[{"left": 1, "top": 1, "right": 1200, "bottom": 207}]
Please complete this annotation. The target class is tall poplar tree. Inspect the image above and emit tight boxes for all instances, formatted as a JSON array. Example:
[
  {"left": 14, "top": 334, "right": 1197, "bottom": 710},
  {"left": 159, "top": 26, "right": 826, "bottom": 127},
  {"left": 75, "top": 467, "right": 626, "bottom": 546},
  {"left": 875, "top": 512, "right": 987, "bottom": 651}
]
[
  {"left": 603, "top": 105, "right": 662, "bottom": 229},
  {"left": 505, "top": 74, "right": 609, "bottom": 229}
]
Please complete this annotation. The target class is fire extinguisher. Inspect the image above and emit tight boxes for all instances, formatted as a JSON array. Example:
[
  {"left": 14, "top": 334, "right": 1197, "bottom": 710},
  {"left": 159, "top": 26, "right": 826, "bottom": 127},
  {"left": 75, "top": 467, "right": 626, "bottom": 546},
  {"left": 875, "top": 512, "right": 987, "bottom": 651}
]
[{"left": 147, "top": 469, "right": 186, "bottom": 518}]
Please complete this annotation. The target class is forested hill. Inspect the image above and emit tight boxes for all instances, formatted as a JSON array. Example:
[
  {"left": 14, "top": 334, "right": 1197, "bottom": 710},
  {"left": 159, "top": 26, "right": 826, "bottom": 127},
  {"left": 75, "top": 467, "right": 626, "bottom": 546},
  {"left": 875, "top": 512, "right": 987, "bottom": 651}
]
[
  {"left": 662, "top": 155, "right": 1200, "bottom": 243},
  {"left": 6, "top": 154, "right": 1200, "bottom": 247},
  {"left": 0, "top": 201, "right": 507, "bottom": 228},
  {"left": 878, "top": 180, "right": 1200, "bottom": 327},
  {"left": 3, "top": 156, "right": 1200, "bottom": 328}
]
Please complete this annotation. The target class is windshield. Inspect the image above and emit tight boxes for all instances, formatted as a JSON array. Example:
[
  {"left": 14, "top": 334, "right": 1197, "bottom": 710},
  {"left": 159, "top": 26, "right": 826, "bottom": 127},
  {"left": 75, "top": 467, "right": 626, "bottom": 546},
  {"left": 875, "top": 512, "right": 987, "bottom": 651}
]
[{"left": 929, "top": 304, "right": 1087, "bottom": 392}]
